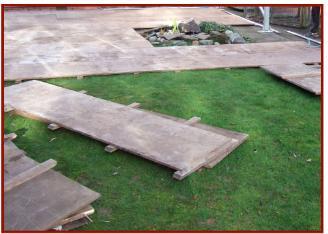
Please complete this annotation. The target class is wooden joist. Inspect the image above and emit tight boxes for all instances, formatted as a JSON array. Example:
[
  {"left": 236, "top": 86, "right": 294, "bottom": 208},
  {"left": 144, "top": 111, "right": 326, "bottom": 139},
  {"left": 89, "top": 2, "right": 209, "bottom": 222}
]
[{"left": 4, "top": 159, "right": 57, "bottom": 193}]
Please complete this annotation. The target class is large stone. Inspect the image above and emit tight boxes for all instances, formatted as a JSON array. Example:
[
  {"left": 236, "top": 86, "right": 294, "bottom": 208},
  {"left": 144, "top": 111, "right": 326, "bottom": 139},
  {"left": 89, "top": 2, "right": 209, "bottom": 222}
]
[
  {"left": 210, "top": 31, "right": 229, "bottom": 43},
  {"left": 163, "top": 32, "right": 183, "bottom": 40},
  {"left": 196, "top": 32, "right": 210, "bottom": 40},
  {"left": 199, "top": 40, "right": 213, "bottom": 45},
  {"left": 178, "top": 18, "right": 201, "bottom": 34},
  {"left": 224, "top": 30, "right": 246, "bottom": 44},
  {"left": 171, "top": 40, "right": 188, "bottom": 46},
  {"left": 181, "top": 34, "right": 198, "bottom": 41},
  {"left": 148, "top": 36, "right": 157, "bottom": 42}
]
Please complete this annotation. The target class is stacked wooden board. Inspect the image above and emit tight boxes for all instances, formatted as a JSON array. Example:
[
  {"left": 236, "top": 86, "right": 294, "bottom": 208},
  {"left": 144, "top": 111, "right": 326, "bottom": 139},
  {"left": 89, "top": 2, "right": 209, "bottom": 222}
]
[
  {"left": 261, "top": 63, "right": 321, "bottom": 95},
  {"left": 4, "top": 133, "right": 100, "bottom": 231},
  {"left": 5, "top": 80, "right": 248, "bottom": 180}
]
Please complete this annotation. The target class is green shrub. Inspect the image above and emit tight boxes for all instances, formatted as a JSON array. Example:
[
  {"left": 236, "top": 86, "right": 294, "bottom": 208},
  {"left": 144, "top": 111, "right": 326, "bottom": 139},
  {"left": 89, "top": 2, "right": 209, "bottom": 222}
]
[{"left": 199, "top": 21, "right": 233, "bottom": 33}]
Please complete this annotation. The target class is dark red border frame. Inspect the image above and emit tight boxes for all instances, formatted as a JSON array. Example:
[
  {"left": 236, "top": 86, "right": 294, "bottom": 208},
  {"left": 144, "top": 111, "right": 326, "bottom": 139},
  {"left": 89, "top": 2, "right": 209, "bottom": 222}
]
[{"left": 1, "top": 3, "right": 324, "bottom": 234}]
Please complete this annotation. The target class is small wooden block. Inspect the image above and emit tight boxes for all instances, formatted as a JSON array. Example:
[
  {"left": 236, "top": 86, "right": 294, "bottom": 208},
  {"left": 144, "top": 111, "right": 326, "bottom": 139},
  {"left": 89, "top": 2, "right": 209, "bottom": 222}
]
[
  {"left": 185, "top": 116, "right": 201, "bottom": 126},
  {"left": 4, "top": 133, "right": 17, "bottom": 141},
  {"left": 104, "top": 145, "right": 118, "bottom": 153},
  {"left": 79, "top": 90, "right": 87, "bottom": 94},
  {"left": 77, "top": 75, "right": 84, "bottom": 80},
  {"left": 48, "top": 123, "right": 61, "bottom": 131},
  {"left": 4, "top": 159, "right": 57, "bottom": 192},
  {"left": 173, "top": 169, "right": 189, "bottom": 180},
  {"left": 4, "top": 104, "right": 14, "bottom": 113},
  {"left": 128, "top": 102, "right": 141, "bottom": 108}
]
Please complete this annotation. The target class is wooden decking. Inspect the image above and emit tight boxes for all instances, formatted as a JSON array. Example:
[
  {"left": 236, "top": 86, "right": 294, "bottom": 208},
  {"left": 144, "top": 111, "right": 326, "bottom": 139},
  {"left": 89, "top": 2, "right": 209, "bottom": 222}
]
[
  {"left": 5, "top": 80, "right": 248, "bottom": 180},
  {"left": 4, "top": 137, "right": 100, "bottom": 231}
]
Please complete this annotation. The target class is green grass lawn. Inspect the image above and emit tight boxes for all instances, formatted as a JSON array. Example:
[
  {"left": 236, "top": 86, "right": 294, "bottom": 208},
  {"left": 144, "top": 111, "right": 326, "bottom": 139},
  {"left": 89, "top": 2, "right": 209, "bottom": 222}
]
[{"left": 4, "top": 68, "right": 321, "bottom": 231}]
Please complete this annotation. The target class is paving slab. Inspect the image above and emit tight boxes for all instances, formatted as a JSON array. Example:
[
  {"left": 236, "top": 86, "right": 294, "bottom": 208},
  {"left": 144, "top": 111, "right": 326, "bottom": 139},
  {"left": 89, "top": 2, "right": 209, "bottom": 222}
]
[{"left": 5, "top": 80, "right": 248, "bottom": 179}]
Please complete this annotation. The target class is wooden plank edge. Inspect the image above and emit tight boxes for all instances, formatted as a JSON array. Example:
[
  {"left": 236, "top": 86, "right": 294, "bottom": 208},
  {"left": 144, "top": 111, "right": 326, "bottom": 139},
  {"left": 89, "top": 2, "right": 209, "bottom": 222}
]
[
  {"left": 204, "top": 133, "right": 249, "bottom": 168},
  {"left": 48, "top": 123, "right": 61, "bottom": 131},
  {"left": 104, "top": 145, "right": 118, "bottom": 153},
  {"left": 4, "top": 159, "right": 57, "bottom": 192},
  {"left": 4, "top": 133, "right": 17, "bottom": 141},
  {"left": 53, "top": 205, "right": 95, "bottom": 227},
  {"left": 4, "top": 104, "right": 15, "bottom": 113},
  {"left": 185, "top": 116, "right": 201, "bottom": 126}
]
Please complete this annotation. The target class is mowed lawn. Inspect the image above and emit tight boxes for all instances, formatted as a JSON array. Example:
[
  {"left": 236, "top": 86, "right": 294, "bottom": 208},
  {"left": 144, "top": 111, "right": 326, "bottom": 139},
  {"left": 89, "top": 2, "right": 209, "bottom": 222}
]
[{"left": 4, "top": 68, "right": 321, "bottom": 231}]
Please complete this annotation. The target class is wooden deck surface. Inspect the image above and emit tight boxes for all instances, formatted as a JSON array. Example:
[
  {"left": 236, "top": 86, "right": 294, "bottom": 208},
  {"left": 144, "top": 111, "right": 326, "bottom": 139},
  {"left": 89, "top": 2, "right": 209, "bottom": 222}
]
[
  {"left": 4, "top": 139, "right": 100, "bottom": 230},
  {"left": 5, "top": 80, "right": 248, "bottom": 179},
  {"left": 4, "top": 8, "right": 320, "bottom": 81}
]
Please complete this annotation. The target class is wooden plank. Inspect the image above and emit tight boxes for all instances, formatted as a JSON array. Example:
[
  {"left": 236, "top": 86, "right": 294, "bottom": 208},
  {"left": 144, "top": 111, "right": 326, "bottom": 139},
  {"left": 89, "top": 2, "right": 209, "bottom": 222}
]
[
  {"left": 283, "top": 76, "right": 321, "bottom": 95},
  {"left": 185, "top": 116, "right": 201, "bottom": 126},
  {"left": 4, "top": 41, "right": 320, "bottom": 81},
  {"left": 48, "top": 123, "right": 61, "bottom": 130},
  {"left": 5, "top": 80, "right": 247, "bottom": 179},
  {"left": 261, "top": 63, "right": 321, "bottom": 79},
  {"left": 4, "top": 141, "right": 100, "bottom": 230},
  {"left": 104, "top": 145, "right": 118, "bottom": 153},
  {"left": 5, "top": 159, "right": 57, "bottom": 193},
  {"left": 53, "top": 205, "right": 94, "bottom": 227},
  {"left": 4, "top": 132, "right": 17, "bottom": 141},
  {"left": 4, "top": 104, "right": 15, "bottom": 113},
  {"left": 128, "top": 102, "right": 141, "bottom": 108},
  {"left": 261, "top": 64, "right": 321, "bottom": 95}
]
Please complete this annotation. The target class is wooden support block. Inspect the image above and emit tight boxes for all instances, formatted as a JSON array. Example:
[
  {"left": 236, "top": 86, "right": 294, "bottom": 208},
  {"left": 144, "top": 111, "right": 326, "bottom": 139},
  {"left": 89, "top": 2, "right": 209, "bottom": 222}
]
[
  {"left": 4, "top": 133, "right": 17, "bottom": 141},
  {"left": 104, "top": 145, "right": 118, "bottom": 153},
  {"left": 128, "top": 102, "right": 141, "bottom": 108},
  {"left": 77, "top": 75, "right": 84, "bottom": 80},
  {"left": 185, "top": 116, "right": 201, "bottom": 126},
  {"left": 4, "top": 159, "right": 57, "bottom": 192},
  {"left": 79, "top": 90, "right": 87, "bottom": 94},
  {"left": 54, "top": 205, "right": 94, "bottom": 227},
  {"left": 4, "top": 104, "right": 14, "bottom": 113},
  {"left": 48, "top": 123, "right": 61, "bottom": 131},
  {"left": 173, "top": 169, "right": 189, "bottom": 180}
]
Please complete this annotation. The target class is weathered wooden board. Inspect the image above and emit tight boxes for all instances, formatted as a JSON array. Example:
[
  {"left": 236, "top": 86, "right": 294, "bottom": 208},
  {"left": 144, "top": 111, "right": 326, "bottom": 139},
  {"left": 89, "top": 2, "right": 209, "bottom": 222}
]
[
  {"left": 261, "top": 63, "right": 321, "bottom": 79},
  {"left": 4, "top": 159, "right": 57, "bottom": 192},
  {"left": 5, "top": 80, "right": 247, "bottom": 179},
  {"left": 4, "top": 7, "right": 320, "bottom": 81},
  {"left": 4, "top": 139, "right": 100, "bottom": 231},
  {"left": 4, "top": 41, "right": 320, "bottom": 81},
  {"left": 261, "top": 63, "right": 321, "bottom": 95}
]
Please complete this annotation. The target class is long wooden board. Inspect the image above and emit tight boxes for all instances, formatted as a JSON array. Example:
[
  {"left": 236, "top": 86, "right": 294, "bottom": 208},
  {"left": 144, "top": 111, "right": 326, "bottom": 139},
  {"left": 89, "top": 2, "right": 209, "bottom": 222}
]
[
  {"left": 261, "top": 63, "right": 321, "bottom": 95},
  {"left": 4, "top": 139, "right": 100, "bottom": 231},
  {"left": 5, "top": 80, "right": 247, "bottom": 179},
  {"left": 4, "top": 159, "right": 57, "bottom": 192},
  {"left": 4, "top": 41, "right": 320, "bottom": 81}
]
